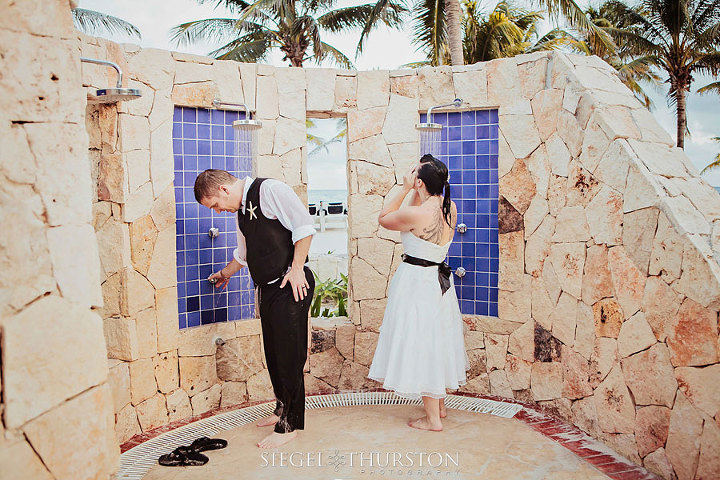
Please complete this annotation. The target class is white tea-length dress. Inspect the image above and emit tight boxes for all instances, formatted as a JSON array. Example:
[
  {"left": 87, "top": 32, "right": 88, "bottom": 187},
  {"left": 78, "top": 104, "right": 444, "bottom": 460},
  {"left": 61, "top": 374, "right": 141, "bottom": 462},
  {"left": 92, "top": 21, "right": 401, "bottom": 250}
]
[{"left": 368, "top": 231, "right": 470, "bottom": 399}]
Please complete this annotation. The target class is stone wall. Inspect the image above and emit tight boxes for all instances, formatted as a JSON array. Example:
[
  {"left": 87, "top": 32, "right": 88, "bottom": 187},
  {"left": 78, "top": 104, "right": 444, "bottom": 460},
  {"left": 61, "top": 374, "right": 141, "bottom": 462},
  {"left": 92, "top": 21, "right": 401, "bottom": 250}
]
[
  {"left": 77, "top": 33, "right": 720, "bottom": 479},
  {"left": 0, "top": 1, "right": 119, "bottom": 479}
]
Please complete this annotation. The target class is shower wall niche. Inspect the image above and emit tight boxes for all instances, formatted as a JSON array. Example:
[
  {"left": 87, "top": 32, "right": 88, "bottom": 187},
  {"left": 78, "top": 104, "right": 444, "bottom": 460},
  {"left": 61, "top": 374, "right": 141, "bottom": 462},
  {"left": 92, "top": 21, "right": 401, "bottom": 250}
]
[
  {"left": 420, "top": 109, "right": 500, "bottom": 317},
  {"left": 173, "top": 106, "right": 255, "bottom": 328}
]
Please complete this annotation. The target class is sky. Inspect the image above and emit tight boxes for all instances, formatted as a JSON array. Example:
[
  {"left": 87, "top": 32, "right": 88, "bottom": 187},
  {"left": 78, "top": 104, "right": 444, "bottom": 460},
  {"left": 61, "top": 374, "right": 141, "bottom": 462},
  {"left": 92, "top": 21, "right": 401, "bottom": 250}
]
[{"left": 78, "top": 0, "right": 720, "bottom": 186}]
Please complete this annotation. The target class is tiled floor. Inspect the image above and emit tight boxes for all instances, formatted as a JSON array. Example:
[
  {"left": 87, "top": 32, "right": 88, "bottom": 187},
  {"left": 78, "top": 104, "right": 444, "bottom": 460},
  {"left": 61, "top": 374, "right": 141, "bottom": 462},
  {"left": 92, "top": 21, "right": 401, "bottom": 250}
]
[{"left": 120, "top": 392, "right": 658, "bottom": 480}]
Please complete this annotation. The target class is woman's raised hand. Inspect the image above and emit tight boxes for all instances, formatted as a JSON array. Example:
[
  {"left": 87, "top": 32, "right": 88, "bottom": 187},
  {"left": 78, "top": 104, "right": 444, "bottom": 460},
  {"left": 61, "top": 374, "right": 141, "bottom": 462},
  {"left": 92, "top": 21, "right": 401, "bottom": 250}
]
[{"left": 403, "top": 165, "right": 417, "bottom": 189}]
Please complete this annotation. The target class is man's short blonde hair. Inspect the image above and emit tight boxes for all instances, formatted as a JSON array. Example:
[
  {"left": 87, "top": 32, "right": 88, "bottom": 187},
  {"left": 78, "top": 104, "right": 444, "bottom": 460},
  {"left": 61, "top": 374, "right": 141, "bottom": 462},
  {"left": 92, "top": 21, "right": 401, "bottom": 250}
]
[{"left": 193, "top": 169, "right": 238, "bottom": 202}]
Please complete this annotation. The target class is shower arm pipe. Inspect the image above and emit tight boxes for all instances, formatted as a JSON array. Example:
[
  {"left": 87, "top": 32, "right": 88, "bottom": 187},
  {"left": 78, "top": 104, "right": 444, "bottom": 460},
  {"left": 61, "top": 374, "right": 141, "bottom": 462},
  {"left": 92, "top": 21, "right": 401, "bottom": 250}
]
[
  {"left": 426, "top": 98, "right": 463, "bottom": 124},
  {"left": 212, "top": 99, "right": 255, "bottom": 120},
  {"left": 80, "top": 57, "right": 124, "bottom": 89}
]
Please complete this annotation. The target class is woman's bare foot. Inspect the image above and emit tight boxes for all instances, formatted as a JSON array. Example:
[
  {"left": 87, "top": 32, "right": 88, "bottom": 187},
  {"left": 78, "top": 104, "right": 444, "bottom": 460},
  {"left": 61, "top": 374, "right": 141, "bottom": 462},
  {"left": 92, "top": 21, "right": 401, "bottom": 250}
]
[
  {"left": 408, "top": 416, "right": 443, "bottom": 431},
  {"left": 439, "top": 403, "right": 447, "bottom": 418},
  {"left": 257, "top": 430, "right": 297, "bottom": 448},
  {"left": 256, "top": 414, "right": 279, "bottom": 427}
]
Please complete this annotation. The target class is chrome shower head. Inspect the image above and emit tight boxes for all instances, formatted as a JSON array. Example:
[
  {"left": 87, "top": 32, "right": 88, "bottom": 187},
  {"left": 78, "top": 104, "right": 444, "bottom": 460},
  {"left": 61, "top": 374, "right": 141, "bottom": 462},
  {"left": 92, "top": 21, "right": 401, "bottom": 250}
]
[
  {"left": 212, "top": 99, "right": 262, "bottom": 129},
  {"left": 416, "top": 98, "right": 463, "bottom": 130},
  {"left": 80, "top": 57, "right": 141, "bottom": 103},
  {"left": 93, "top": 88, "right": 142, "bottom": 103}
]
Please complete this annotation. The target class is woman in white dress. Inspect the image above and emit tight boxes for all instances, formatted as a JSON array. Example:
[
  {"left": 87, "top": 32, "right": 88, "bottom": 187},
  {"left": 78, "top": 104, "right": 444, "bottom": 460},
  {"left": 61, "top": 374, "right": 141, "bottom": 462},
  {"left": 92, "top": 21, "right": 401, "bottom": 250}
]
[{"left": 368, "top": 154, "right": 470, "bottom": 431}]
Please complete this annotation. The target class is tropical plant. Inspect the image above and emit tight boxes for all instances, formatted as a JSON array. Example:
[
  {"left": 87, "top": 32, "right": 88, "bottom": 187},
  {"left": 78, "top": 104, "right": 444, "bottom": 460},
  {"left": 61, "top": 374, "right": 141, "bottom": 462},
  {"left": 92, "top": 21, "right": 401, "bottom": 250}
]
[
  {"left": 701, "top": 136, "right": 720, "bottom": 173},
  {"left": 564, "top": 0, "right": 662, "bottom": 108},
  {"left": 306, "top": 118, "right": 347, "bottom": 155},
  {"left": 410, "top": 0, "right": 564, "bottom": 67},
  {"left": 71, "top": 8, "right": 141, "bottom": 40},
  {"left": 698, "top": 80, "right": 720, "bottom": 95},
  {"left": 170, "top": 0, "right": 407, "bottom": 67},
  {"left": 412, "top": 0, "right": 611, "bottom": 66},
  {"left": 446, "top": 0, "right": 465, "bottom": 65},
  {"left": 601, "top": 0, "right": 720, "bottom": 148},
  {"left": 310, "top": 272, "right": 348, "bottom": 317}
]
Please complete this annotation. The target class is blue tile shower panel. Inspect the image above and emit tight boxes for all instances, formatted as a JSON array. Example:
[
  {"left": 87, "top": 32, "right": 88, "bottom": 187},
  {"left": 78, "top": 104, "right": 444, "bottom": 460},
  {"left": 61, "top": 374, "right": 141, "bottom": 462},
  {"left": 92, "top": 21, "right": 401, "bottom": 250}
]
[
  {"left": 420, "top": 110, "right": 499, "bottom": 316},
  {"left": 173, "top": 106, "right": 255, "bottom": 329}
]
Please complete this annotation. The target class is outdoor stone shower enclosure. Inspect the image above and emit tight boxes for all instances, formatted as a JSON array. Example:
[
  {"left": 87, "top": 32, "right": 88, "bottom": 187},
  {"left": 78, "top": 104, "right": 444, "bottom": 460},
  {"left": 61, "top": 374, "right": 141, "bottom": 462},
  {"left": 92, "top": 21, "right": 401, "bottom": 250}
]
[{"left": 2, "top": 4, "right": 720, "bottom": 478}]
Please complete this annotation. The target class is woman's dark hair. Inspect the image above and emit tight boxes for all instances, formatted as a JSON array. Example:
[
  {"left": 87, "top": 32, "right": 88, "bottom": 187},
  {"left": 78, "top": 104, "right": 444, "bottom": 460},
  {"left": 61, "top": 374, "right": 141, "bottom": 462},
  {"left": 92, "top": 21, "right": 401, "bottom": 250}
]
[{"left": 417, "top": 154, "right": 452, "bottom": 227}]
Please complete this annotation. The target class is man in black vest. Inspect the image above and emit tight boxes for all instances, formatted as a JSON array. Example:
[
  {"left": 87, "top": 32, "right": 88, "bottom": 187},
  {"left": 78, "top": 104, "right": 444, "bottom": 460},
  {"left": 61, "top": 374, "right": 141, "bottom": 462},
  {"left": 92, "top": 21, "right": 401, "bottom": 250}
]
[{"left": 194, "top": 169, "right": 315, "bottom": 449}]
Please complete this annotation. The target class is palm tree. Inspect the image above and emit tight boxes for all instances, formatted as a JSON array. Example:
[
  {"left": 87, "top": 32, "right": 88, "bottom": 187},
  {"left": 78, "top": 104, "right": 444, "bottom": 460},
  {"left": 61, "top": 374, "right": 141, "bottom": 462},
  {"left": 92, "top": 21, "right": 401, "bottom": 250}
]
[
  {"left": 446, "top": 0, "right": 465, "bottom": 65},
  {"left": 607, "top": 0, "right": 720, "bottom": 148},
  {"left": 564, "top": 0, "right": 661, "bottom": 108},
  {"left": 412, "top": 0, "right": 564, "bottom": 66},
  {"left": 71, "top": 8, "right": 141, "bottom": 40},
  {"left": 463, "top": 1, "right": 566, "bottom": 63},
  {"left": 307, "top": 118, "right": 347, "bottom": 155},
  {"left": 170, "top": 0, "right": 407, "bottom": 68},
  {"left": 412, "top": 0, "right": 612, "bottom": 67}
]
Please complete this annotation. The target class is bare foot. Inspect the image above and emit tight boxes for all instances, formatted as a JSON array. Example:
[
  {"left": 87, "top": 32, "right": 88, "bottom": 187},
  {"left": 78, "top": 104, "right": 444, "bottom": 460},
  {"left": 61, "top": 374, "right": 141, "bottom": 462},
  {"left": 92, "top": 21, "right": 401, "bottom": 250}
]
[
  {"left": 303, "top": 356, "right": 310, "bottom": 373},
  {"left": 257, "top": 430, "right": 298, "bottom": 448},
  {"left": 256, "top": 414, "right": 279, "bottom": 427},
  {"left": 408, "top": 416, "right": 443, "bottom": 431},
  {"left": 439, "top": 403, "right": 447, "bottom": 418}
]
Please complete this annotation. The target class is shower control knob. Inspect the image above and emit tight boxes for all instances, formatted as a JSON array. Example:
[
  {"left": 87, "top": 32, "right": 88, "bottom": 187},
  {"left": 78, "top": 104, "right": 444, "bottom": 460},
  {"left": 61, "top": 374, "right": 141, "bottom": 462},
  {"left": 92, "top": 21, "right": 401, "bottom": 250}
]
[
  {"left": 456, "top": 223, "right": 467, "bottom": 234},
  {"left": 208, "top": 227, "right": 219, "bottom": 238},
  {"left": 455, "top": 267, "right": 466, "bottom": 278}
]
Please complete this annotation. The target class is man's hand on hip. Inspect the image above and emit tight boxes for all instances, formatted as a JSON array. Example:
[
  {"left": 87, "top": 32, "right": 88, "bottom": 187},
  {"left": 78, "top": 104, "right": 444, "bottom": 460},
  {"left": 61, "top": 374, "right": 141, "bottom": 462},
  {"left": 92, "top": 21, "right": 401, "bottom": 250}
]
[{"left": 280, "top": 265, "right": 309, "bottom": 302}]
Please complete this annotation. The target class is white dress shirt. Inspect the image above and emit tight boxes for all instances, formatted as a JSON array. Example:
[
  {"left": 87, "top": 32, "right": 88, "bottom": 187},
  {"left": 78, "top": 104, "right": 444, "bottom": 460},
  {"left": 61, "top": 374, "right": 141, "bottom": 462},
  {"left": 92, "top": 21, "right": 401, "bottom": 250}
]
[{"left": 233, "top": 177, "right": 315, "bottom": 271}]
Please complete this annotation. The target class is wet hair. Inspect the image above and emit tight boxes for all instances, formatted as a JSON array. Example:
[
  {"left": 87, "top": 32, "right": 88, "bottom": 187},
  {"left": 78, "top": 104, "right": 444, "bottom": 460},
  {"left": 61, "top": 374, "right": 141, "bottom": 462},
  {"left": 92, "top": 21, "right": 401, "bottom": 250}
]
[
  {"left": 193, "top": 169, "right": 238, "bottom": 203},
  {"left": 417, "top": 154, "right": 452, "bottom": 227}
]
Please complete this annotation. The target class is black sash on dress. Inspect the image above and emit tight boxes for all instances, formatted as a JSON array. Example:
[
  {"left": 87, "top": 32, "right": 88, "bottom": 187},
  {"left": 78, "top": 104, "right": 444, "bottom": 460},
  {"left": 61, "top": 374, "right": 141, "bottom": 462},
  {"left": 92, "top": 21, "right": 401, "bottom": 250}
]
[{"left": 401, "top": 254, "right": 452, "bottom": 295}]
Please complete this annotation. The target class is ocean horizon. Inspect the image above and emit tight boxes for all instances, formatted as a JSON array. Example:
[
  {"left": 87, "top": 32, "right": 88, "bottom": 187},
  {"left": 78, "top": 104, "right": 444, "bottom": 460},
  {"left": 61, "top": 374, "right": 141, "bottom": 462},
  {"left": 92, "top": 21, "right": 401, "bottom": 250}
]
[{"left": 308, "top": 189, "right": 348, "bottom": 205}]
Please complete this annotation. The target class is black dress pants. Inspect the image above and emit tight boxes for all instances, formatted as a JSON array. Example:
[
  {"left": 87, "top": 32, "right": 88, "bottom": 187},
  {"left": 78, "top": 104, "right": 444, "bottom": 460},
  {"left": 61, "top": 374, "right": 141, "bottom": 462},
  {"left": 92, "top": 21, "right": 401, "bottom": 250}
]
[{"left": 258, "top": 266, "right": 315, "bottom": 433}]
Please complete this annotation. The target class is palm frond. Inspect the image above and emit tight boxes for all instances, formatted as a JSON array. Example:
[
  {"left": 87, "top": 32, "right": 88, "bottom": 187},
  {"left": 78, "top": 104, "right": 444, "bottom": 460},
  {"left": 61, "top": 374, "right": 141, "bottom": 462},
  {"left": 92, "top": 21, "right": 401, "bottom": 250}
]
[
  {"left": 315, "top": 41, "right": 354, "bottom": 68},
  {"left": 412, "top": 0, "right": 447, "bottom": 66},
  {"left": 355, "top": 0, "right": 408, "bottom": 55},
  {"left": 194, "top": 0, "right": 254, "bottom": 14},
  {"left": 72, "top": 8, "right": 141, "bottom": 39},
  {"left": 536, "top": 0, "right": 615, "bottom": 53},
  {"left": 701, "top": 137, "right": 720, "bottom": 173},
  {"left": 698, "top": 80, "right": 720, "bottom": 95},
  {"left": 170, "top": 18, "right": 247, "bottom": 48},
  {"left": 210, "top": 30, "right": 275, "bottom": 61},
  {"left": 317, "top": 5, "right": 376, "bottom": 32},
  {"left": 526, "top": 27, "right": 571, "bottom": 52}
]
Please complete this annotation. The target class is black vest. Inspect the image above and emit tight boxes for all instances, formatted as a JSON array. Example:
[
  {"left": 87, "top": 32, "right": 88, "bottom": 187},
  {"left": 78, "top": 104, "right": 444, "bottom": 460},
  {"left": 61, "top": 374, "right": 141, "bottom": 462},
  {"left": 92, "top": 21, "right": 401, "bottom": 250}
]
[{"left": 238, "top": 178, "right": 295, "bottom": 285}]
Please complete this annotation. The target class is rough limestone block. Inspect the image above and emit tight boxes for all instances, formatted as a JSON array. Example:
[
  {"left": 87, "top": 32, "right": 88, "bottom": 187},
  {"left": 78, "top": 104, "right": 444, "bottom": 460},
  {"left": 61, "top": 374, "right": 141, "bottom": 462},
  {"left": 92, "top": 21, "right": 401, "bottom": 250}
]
[
  {"left": 548, "top": 242, "right": 586, "bottom": 299},
  {"left": 453, "top": 68, "right": 487, "bottom": 106},
  {"left": 23, "top": 384, "right": 118, "bottom": 480},
  {"left": 593, "top": 365, "right": 636, "bottom": 434},
  {"left": 665, "top": 392, "right": 704, "bottom": 480},
  {"left": 3, "top": 296, "right": 109, "bottom": 429},
  {"left": 357, "top": 70, "right": 390, "bottom": 110},
  {"left": 334, "top": 72, "right": 358, "bottom": 111},
  {"left": 276, "top": 67, "right": 306, "bottom": 120},
  {"left": 382, "top": 94, "right": 418, "bottom": 144},
  {"left": 47, "top": 224, "right": 103, "bottom": 309},
  {"left": 212, "top": 60, "right": 244, "bottom": 105},
  {"left": 499, "top": 115, "right": 541, "bottom": 159},
  {"left": 418, "top": 65, "right": 455, "bottom": 110},
  {"left": 305, "top": 68, "right": 336, "bottom": 111}
]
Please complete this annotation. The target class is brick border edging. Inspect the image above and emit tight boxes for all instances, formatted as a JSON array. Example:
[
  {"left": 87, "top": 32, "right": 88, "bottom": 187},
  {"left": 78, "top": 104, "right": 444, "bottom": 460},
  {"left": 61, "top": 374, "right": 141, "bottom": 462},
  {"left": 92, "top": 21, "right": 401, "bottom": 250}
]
[{"left": 120, "top": 389, "right": 658, "bottom": 480}]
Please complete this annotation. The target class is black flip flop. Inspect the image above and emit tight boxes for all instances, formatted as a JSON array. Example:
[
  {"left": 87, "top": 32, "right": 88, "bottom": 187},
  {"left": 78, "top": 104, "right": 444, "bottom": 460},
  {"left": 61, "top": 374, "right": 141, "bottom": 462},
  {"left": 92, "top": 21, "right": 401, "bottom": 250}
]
[
  {"left": 189, "top": 436, "right": 228, "bottom": 452},
  {"left": 158, "top": 446, "right": 209, "bottom": 466}
]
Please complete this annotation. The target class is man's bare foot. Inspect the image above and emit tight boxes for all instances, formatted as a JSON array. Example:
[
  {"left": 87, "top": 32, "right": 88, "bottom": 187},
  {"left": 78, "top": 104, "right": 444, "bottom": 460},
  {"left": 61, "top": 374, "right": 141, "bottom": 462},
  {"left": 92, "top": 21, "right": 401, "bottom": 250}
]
[
  {"left": 256, "top": 414, "right": 279, "bottom": 427},
  {"left": 408, "top": 416, "right": 443, "bottom": 431},
  {"left": 439, "top": 404, "right": 447, "bottom": 418},
  {"left": 257, "top": 430, "right": 298, "bottom": 448}
]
